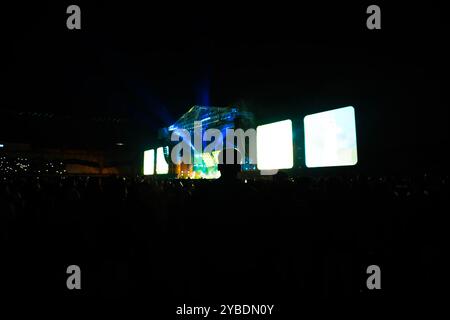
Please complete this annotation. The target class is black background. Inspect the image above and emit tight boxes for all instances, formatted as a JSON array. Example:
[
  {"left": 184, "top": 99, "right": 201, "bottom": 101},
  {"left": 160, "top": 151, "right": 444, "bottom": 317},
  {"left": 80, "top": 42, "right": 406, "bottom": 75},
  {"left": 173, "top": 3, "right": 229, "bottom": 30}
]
[
  {"left": 0, "top": 2, "right": 447, "bottom": 314},
  {"left": 1, "top": 2, "right": 447, "bottom": 172}
]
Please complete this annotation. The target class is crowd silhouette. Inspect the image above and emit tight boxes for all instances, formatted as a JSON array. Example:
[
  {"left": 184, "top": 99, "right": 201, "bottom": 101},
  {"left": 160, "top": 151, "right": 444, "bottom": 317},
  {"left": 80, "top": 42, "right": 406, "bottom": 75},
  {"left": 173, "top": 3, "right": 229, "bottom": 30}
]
[{"left": 0, "top": 161, "right": 447, "bottom": 302}]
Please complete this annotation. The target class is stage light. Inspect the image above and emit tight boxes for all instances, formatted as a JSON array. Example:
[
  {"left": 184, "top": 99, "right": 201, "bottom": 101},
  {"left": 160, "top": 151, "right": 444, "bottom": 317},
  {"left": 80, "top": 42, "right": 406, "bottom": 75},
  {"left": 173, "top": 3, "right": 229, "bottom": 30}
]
[
  {"left": 116, "top": 142, "right": 124, "bottom": 146},
  {"left": 143, "top": 149, "right": 155, "bottom": 175},
  {"left": 156, "top": 146, "right": 169, "bottom": 174},
  {"left": 257, "top": 119, "right": 294, "bottom": 170},
  {"left": 304, "top": 106, "right": 358, "bottom": 168}
]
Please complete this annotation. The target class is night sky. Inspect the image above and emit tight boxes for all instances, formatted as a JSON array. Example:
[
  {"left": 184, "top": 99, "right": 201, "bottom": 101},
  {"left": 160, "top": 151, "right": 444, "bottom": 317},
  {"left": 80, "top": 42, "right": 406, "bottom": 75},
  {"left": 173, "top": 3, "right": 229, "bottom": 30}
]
[{"left": 1, "top": 2, "right": 447, "bottom": 170}]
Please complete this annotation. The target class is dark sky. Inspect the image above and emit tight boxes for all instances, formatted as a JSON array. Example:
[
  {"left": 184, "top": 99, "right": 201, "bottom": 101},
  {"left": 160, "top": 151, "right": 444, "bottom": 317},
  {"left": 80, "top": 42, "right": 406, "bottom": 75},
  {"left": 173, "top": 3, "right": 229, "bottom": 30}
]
[{"left": 1, "top": 2, "right": 447, "bottom": 169}]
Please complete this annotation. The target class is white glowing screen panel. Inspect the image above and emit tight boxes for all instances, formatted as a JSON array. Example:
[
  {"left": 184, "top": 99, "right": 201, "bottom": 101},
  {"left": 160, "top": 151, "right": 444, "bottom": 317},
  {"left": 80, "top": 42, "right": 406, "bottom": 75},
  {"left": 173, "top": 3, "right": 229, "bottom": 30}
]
[
  {"left": 156, "top": 146, "right": 169, "bottom": 174},
  {"left": 304, "top": 106, "right": 358, "bottom": 168},
  {"left": 257, "top": 119, "right": 294, "bottom": 170},
  {"left": 143, "top": 149, "right": 154, "bottom": 175}
]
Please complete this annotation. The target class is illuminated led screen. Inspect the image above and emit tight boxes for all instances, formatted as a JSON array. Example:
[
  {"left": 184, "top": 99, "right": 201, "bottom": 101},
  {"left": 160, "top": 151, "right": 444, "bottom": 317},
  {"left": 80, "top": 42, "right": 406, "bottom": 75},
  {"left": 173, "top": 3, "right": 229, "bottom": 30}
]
[
  {"left": 156, "top": 146, "right": 169, "bottom": 174},
  {"left": 143, "top": 149, "right": 154, "bottom": 175},
  {"left": 257, "top": 119, "right": 294, "bottom": 170},
  {"left": 304, "top": 106, "right": 358, "bottom": 168}
]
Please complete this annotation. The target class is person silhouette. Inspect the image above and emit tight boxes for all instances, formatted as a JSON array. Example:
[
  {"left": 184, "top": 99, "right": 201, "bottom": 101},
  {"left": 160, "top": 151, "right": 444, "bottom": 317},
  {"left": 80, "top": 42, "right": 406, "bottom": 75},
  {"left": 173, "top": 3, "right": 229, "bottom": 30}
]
[{"left": 217, "top": 148, "right": 242, "bottom": 183}]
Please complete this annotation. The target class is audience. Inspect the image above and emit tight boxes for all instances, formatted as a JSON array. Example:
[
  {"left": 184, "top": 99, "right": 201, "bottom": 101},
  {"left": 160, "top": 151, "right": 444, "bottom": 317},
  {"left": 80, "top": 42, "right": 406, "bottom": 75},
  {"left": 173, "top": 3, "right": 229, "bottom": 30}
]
[{"left": 0, "top": 167, "right": 447, "bottom": 300}]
